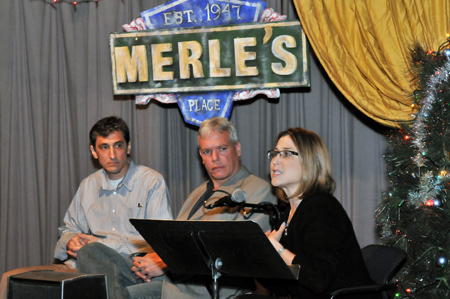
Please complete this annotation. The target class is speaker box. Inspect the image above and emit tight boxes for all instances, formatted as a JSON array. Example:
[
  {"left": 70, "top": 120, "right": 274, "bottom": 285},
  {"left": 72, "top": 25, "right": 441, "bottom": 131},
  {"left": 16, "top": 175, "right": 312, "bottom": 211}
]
[{"left": 8, "top": 271, "right": 107, "bottom": 299}]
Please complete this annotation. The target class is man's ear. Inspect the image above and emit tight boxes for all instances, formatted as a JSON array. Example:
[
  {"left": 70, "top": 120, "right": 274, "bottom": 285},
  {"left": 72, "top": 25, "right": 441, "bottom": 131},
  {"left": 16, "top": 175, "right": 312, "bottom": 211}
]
[
  {"left": 90, "top": 145, "right": 99, "bottom": 159},
  {"left": 235, "top": 141, "right": 242, "bottom": 158},
  {"left": 127, "top": 142, "right": 131, "bottom": 155}
]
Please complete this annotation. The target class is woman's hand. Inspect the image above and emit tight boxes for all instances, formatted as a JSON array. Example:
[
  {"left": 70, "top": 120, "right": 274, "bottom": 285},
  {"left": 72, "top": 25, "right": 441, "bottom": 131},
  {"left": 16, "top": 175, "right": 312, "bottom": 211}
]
[
  {"left": 266, "top": 222, "right": 286, "bottom": 249},
  {"left": 266, "top": 223, "right": 295, "bottom": 265}
]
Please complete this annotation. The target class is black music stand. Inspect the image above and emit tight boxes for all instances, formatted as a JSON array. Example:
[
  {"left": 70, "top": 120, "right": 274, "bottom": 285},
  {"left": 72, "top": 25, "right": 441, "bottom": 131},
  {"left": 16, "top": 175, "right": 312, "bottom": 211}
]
[{"left": 130, "top": 219, "right": 300, "bottom": 299}]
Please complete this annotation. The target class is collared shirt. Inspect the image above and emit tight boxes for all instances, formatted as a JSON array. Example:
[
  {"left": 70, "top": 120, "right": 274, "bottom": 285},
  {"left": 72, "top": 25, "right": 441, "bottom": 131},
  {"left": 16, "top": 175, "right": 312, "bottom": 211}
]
[
  {"left": 54, "top": 160, "right": 173, "bottom": 262},
  {"left": 178, "top": 166, "right": 276, "bottom": 227}
]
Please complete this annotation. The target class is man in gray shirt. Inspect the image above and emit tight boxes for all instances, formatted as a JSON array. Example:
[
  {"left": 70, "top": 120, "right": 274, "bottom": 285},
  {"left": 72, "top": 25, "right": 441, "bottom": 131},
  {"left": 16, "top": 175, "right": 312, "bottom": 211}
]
[
  {"left": 0, "top": 116, "right": 173, "bottom": 299},
  {"left": 54, "top": 116, "right": 173, "bottom": 265}
]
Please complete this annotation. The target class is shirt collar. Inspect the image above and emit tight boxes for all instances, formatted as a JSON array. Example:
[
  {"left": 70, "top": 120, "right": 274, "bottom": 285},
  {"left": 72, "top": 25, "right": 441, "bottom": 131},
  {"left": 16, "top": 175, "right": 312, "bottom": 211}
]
[
  {"left": 207, "top": 165, "right": 250, "bottom": 192},
  {"left": 221, "top": 165, "right": 250, "bottom": 187},
  {"left": 100, "top": 159, "right": 137, "bottom": 191}
]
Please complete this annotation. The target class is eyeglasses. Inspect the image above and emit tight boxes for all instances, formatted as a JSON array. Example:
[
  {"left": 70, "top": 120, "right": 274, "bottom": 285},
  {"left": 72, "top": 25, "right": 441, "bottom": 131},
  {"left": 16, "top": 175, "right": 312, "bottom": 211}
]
[{"left": 267, "top": 150, "right": 299, "bottom": 160}]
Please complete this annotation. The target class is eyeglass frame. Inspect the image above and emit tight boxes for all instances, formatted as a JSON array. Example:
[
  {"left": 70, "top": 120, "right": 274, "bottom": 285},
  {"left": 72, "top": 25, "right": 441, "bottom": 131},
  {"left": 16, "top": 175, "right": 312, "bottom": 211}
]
[{"left": 267, "top": 149, "right": 299, "bottom": 160}]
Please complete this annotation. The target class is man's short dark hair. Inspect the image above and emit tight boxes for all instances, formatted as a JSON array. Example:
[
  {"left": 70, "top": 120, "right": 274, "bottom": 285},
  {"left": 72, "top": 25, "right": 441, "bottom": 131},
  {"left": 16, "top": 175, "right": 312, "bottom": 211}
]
[{"left": 89, "top": 116, "right": 130, "bottom": 148}]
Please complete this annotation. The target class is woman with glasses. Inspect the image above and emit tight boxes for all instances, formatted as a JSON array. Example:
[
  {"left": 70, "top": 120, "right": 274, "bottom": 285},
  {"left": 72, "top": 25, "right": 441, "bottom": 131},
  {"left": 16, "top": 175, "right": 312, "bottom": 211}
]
[{"left": 245, "top": 128, "right": 379, "bottom": 299}]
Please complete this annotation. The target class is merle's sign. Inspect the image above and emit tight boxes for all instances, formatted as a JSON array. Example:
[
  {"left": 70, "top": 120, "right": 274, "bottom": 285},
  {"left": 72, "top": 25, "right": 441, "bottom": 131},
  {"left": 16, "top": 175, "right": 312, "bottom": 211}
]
[{"left": 110, "top": 21, "right": 308, "bottom": 95}]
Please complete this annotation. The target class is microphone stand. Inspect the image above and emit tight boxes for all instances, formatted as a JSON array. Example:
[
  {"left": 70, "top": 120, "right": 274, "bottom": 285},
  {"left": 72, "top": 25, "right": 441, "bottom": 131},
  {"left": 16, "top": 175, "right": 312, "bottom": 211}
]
[
  {"left": 203, "top": 192, "right": 280, "bottom": 230},
  {"left": 240, "top": 202, "right": 280, "bottom": 231}
]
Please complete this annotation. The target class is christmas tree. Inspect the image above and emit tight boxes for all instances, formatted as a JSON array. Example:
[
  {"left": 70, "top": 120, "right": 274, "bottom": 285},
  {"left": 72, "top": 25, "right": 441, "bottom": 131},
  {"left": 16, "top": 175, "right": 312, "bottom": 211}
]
[{"left": 376, "top": 40, "right": 450, "bottom": 298}]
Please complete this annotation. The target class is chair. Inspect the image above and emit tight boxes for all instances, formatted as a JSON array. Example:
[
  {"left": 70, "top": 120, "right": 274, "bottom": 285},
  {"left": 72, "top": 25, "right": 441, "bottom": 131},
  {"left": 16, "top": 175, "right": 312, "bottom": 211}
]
[{"left": 330, "top": 244, "right": 406, "bottom": 299}]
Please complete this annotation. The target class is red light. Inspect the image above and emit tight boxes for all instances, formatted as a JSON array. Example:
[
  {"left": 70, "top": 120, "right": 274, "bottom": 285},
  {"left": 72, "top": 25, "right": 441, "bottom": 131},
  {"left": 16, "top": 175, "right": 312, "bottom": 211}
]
[
  {"left": 426, "top": 199, "right": 434, "bottom": 206},
  {"left": 406, "top": 288, "right": 412, "bottom": 293},
  {"left": 404, "top": 135, "right": 410, "bottom": 140},
  {"left": 53, "top": 0, "right": 57, "bottom": 2},
  {"left": 74, "top": 1, "right": 77, "bottom": 4}
]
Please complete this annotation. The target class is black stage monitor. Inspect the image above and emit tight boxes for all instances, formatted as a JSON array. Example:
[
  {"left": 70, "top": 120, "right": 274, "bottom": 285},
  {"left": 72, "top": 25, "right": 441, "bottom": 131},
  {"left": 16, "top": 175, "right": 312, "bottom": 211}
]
[{"left": 8, "top": 271, "right": 107, "bottom": 299}]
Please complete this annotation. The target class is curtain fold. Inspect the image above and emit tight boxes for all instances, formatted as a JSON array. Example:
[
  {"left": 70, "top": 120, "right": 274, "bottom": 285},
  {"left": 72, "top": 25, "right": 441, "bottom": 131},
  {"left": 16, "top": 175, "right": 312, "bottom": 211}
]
[{"left": 292, "top": 0, "right": 450, "bottom": 127}]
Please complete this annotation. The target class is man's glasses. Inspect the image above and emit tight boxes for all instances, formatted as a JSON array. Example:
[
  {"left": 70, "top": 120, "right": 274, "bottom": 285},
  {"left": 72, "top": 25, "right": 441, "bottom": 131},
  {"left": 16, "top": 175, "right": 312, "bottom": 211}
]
[{"left": 267, "top": 150, "right": 299, "bottom": 160}]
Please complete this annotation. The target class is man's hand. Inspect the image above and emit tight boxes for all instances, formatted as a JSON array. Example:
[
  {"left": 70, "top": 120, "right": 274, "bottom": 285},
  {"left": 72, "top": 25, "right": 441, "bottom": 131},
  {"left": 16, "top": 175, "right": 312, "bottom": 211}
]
[
  {"left": 131, "top": 252, "right": 167, "bottom": 282},
  {"left": 66, "top": 233, "right": 99, "bottom": 258}
]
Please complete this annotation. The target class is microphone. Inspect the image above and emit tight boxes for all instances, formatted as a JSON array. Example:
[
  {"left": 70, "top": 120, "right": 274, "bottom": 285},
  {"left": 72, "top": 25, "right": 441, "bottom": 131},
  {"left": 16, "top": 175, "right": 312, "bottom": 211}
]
[
  {"left": 205, "top": 189, "right": 247, "bottom": 209},
  {"left": 203, "top": 189, "right": 280, "bottom": 229}
]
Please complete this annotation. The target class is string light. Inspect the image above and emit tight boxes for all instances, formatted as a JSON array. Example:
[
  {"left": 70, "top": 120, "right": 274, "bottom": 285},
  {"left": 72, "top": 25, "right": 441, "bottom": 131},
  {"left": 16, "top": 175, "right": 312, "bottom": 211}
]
[
  {"left": 437, "top": 256, "right": 448, "bottom": 267},
  {"left": 43, "top": 0, "right": 100, "bottom": 4}
]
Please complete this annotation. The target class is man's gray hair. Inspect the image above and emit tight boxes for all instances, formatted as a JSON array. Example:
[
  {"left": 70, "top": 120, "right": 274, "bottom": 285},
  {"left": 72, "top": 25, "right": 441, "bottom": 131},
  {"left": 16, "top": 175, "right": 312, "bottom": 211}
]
[{"left": 198, "top": 117, "right": 239, "bottom": 145}]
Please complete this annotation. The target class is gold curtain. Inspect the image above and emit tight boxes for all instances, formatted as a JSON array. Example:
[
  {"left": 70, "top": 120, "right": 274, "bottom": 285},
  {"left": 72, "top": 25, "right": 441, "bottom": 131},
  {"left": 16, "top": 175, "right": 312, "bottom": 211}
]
[{"left": 292, "top": 0, "right": 450, "bottom": 127}]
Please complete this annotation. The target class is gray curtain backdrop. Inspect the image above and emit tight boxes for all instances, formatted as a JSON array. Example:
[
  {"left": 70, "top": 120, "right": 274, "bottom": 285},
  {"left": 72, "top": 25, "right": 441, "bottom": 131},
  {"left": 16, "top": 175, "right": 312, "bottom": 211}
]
[{"left": 0, "top": 0, "right": 388, "bottom": 275}]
